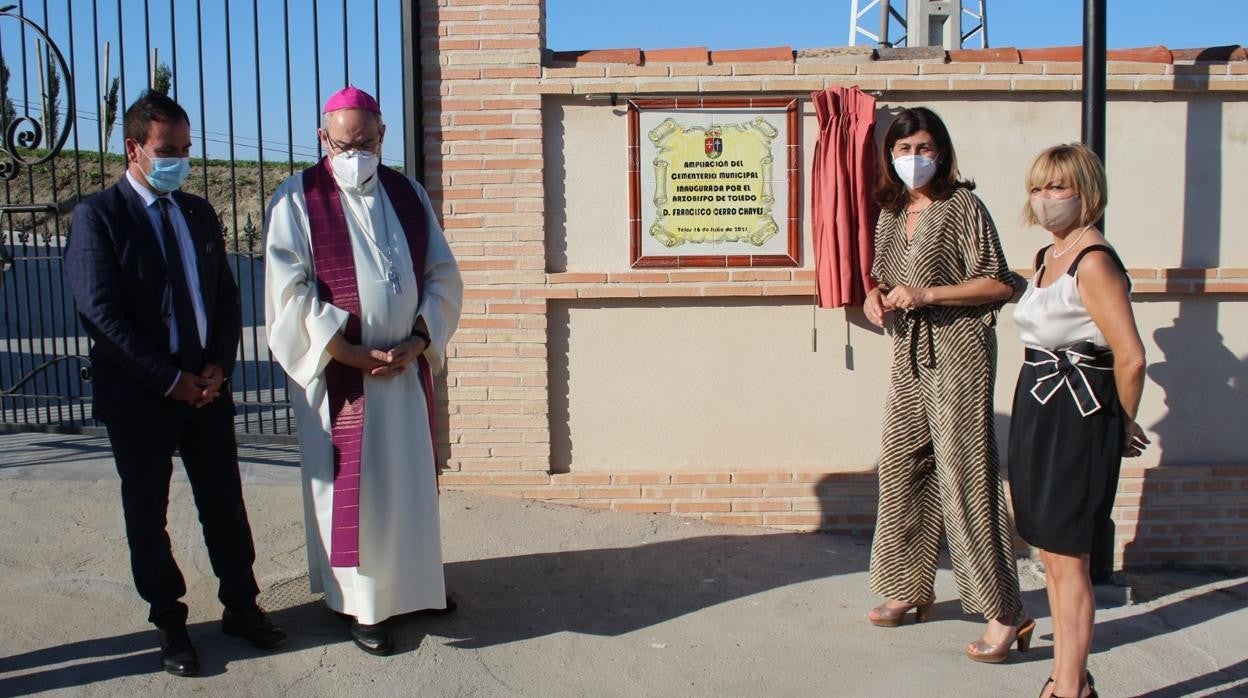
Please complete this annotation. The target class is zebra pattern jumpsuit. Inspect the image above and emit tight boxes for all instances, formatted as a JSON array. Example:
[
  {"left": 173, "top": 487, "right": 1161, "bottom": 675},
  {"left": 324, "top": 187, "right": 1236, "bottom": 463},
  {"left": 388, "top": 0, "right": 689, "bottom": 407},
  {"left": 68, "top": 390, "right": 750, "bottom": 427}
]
[{"left": 868, "top": 186, "right": 1023, "bottom": 621}]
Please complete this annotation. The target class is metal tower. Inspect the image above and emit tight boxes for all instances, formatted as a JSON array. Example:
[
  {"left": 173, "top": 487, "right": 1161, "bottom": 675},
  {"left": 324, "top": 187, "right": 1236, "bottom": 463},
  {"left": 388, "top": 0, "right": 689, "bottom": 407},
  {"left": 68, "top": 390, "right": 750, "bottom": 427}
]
[{"left": 849, "top": 0, "right": 989, "bottom": 50}]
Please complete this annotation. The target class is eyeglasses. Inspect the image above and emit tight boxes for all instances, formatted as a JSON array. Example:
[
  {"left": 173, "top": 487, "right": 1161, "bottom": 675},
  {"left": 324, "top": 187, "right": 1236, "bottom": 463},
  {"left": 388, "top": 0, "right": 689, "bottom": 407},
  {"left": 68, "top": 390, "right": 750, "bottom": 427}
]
[{"left": 324, "top": 134, "right": 380, "bottom": 153}]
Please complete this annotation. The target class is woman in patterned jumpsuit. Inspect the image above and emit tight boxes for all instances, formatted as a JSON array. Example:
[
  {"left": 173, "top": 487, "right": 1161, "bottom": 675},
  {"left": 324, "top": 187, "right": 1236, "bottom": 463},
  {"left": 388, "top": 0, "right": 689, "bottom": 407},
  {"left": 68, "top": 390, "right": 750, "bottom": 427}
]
[{"left": 862, "top": 107, "right": 1030, "bottom": 663}]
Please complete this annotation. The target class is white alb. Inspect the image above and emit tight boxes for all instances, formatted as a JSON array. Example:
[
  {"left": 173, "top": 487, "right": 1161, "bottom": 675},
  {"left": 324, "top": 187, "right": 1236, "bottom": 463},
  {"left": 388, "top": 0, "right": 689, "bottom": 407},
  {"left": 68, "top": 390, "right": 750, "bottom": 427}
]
[{"left": 264, "top": 171, "right": 463, "bottom": 625}]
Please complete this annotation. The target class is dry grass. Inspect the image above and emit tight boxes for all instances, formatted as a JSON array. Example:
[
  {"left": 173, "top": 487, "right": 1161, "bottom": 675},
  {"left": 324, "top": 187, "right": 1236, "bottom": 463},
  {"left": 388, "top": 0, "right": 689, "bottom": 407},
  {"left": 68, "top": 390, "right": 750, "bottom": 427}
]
[{"left": 1, "top": 150, "right": 315, "bottom": 253}]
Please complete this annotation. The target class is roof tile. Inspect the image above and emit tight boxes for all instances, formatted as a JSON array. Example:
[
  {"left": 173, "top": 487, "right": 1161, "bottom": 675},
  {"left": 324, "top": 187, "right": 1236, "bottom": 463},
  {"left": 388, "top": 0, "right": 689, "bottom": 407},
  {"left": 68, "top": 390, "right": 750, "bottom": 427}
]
[
  {"left": 1170, "top": 45, "right": 1246, "bottom": 62},
  {"left": 709, "top": 46, "right": 794, "bottom": 63},
  {"left": 949, "top": 47, "right": 1020, "bottom": 63},
  {"left": 550, "top": 48, "right": 642, "bottom": 65},
  {"left": 1019, "top": 45, "right": 1173, "bottom": 64},
  {"left": 643, "top": 47, "right": 709, "bottom": 63}
]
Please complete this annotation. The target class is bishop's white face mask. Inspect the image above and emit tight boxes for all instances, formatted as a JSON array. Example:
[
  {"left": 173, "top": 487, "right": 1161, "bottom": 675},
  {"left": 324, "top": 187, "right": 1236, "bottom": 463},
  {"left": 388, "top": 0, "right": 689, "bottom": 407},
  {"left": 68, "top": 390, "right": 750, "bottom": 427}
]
[
  {"left": 892, "top": 154, "right": 937, "bottom": 190},
  {"left": 329, "top": 149, "right": 380, "bottom": 190},
  {"left": 1031, "top": 195, "right": 1082, "bottom": 232}
]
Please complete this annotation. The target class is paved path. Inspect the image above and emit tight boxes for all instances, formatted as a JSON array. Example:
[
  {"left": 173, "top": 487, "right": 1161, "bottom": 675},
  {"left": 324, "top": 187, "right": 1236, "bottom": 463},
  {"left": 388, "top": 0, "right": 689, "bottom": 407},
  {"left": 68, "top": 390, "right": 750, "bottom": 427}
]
[{"left": 0, "top": 432, "right": 1245, "bottom": 696}]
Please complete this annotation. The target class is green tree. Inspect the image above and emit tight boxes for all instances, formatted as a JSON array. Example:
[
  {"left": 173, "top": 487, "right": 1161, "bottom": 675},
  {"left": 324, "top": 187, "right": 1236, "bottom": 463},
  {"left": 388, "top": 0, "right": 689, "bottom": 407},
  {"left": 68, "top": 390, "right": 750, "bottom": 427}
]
[
  {"left": 152, "top": 62, "right": 172, "bottom": 96},
  {"left": 102, "top": 77, "right": 120, "bottom": 148},
  {"left": 42, "top": 47, "right": 61, "bottom": 146},
  {"left": 0, "top": 55, "right": 16, "bottom": 138}
]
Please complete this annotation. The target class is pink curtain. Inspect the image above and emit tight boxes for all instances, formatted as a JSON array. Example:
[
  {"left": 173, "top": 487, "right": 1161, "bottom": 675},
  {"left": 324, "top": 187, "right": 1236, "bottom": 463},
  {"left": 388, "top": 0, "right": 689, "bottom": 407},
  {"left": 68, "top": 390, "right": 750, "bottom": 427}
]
[{"left": 811, "top": 87, "right": 878, "bottom": 308}]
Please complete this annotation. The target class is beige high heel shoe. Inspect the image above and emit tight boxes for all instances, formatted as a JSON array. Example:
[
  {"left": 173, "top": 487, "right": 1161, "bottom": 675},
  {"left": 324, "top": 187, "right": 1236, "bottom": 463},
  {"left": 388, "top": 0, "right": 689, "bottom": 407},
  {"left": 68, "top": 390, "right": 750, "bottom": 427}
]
[
  {"left": 965, "top": 615, "right": 1035, "bottom": 663},
  {"left": 867, "top": 600, "right": 934, "bottom": 627}
]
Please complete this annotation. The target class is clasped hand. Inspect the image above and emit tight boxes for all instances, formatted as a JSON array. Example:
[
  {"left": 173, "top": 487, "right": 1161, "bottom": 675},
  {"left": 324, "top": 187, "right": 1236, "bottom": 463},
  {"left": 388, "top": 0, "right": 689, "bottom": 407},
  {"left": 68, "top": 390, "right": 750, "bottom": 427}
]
[
  {"left": 170, "top": 363, "right": 226, "bottom": 408},
  {"left": 865, "top": 284, "right": 931, "bottom": 327},
  {"left": 338, "top": 336, "right": 428, "bottom": 379}
]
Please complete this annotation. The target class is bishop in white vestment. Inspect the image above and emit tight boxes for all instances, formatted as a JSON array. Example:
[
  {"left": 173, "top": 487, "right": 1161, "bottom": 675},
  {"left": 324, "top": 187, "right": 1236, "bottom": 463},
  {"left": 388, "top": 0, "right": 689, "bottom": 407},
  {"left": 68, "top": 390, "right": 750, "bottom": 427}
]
[{"left": 263, "top": 86, "right": 462, "bottom": 655}]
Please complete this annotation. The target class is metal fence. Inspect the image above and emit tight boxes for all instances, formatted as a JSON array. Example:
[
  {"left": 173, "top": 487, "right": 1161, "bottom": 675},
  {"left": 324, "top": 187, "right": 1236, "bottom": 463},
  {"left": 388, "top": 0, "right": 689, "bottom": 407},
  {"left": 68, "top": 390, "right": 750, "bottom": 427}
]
[{"left": 0, "top": 0, "right": 415, "bottom": 440}]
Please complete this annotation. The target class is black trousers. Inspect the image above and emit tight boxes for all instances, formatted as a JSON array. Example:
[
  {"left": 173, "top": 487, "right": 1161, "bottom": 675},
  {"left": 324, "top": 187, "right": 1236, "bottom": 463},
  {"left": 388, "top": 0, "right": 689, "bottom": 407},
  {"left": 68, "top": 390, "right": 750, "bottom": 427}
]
[{"left": 106, "top": 397, "right": 259, "bottom": 629}]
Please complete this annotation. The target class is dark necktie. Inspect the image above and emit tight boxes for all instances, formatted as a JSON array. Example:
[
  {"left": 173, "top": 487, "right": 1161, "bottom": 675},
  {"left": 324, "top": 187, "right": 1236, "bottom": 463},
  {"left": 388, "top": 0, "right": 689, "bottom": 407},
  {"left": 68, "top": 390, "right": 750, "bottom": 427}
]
[{"left": 156, "top": 198, "right": 204, "bottom": 372}]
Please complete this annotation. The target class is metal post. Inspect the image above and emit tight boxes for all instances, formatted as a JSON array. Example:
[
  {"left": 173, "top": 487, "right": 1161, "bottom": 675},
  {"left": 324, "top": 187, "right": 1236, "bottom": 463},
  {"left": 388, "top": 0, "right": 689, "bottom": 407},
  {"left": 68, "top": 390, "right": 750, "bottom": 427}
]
[
  {"left": 401, "top": 1, "right": 424, "bottom": 185},
  {"left": 879, "top": 0, "right": 891, "bottom": 47},
  {"left": 1082, "top": 0, "right": 1115, "bottom": 585},
  {"left": 979, "top": 0, "right": 989, "bottom": 48},
  {"left": 1081, "top": 0, "right": 1106, "bottom": 163}
]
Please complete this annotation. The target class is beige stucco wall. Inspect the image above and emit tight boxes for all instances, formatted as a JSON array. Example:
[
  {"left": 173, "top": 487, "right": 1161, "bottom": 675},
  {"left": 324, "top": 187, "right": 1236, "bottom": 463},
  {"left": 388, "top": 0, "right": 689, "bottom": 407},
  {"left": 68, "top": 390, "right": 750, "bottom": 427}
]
[
  {"left": 923, "top": 94, "right": 1248, "bottom": 268},
  {"left": 550, "top": 297, "right": 1248, "bottom": 472},
  {"left": 549, "top": 300, "right": 890, "bottom": 472},
  {"left": 544, "top": 92, "right": 1248, "bottom": 473}
]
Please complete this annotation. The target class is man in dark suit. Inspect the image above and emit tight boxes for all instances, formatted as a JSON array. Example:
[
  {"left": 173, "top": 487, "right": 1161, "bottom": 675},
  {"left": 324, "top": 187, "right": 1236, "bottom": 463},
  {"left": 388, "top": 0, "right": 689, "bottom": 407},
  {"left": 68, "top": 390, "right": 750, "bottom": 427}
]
[{"left": 63, "top": 91, "right": 285, "bottom": 676}]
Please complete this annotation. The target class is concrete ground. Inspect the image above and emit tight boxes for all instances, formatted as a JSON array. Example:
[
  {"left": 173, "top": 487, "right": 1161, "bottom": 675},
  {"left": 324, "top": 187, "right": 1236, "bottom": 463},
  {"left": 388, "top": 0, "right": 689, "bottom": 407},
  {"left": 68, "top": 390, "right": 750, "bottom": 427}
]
[{"left": 0, "top": 432, "right": 1245, "bottom": 697}]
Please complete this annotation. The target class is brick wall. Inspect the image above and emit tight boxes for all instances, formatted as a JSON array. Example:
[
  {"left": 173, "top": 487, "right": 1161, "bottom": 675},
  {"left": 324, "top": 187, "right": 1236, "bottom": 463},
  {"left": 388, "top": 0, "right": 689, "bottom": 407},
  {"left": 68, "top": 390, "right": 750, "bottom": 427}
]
[
  {"left": 1117, "top": 465, "right": 1248, "bottom": 569},
  {"left": 421, "top": 0, "right": 551, "bottom": 476},
  {"left": 421, "top": 0, "right": 1248, "bottom": 570},
  {"left": 436, "top": 464, "right": 1248, "bottom": 569}
]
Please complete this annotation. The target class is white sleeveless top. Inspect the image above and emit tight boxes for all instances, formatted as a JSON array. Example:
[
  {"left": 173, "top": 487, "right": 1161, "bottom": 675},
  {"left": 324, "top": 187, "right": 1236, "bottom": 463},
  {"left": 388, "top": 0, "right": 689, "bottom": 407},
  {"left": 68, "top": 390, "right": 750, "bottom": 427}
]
[{"left": 1013, "top": 246, "right": 1122, "bottom": 350}]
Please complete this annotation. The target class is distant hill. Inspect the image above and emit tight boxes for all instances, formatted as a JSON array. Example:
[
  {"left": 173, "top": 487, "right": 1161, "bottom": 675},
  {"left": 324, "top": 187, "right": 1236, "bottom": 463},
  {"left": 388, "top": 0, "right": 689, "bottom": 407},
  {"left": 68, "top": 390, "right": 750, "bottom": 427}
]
[{"left": 1, "top": 150, "right": 316, "bottom": 253}]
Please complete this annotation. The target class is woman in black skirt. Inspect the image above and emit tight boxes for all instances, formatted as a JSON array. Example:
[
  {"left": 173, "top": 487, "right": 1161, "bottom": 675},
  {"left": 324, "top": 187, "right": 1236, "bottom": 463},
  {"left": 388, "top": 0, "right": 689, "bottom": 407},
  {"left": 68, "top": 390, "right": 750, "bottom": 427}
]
[{"left": 1009, "top": 143, "right": 1148, "bottom": 698}]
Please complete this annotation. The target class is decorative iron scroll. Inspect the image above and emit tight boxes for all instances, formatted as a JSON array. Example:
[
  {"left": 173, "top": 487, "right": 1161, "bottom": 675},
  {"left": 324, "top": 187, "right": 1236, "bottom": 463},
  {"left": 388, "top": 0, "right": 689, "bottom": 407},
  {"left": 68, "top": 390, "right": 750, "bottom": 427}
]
[
  {"left": 0, "top": 5, "right": 76, "bottom": 181},
  {"left": 0, "top": 356, "right": 93, "bottom": 397}
]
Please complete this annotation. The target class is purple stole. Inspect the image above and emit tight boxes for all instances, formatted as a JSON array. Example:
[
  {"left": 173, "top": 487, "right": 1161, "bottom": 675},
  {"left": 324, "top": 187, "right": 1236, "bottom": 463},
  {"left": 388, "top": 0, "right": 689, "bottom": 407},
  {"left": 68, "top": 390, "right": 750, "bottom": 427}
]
[{"left": 302, "top": 157, "right": 434, "bottom": 568}]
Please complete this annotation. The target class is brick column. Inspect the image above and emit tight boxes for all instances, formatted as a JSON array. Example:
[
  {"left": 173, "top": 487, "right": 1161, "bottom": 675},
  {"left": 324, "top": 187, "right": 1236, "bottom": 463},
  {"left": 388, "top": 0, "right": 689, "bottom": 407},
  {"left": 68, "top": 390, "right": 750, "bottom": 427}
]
[{"left": 420, "top": 0, "right": 550, "bottom": 476}]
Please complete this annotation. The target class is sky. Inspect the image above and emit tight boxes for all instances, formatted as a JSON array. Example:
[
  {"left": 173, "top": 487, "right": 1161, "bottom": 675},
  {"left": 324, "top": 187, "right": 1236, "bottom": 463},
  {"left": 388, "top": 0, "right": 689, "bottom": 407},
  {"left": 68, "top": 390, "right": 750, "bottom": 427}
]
[
  {"left": 1, "top": 0, "right": 407, "bottom": 165},
  {"left": 0, "top": 0, "right": 1243, "bottom": 166},
  {"left": 546, "top": 0, "right": 1248, "bottom": 53}
]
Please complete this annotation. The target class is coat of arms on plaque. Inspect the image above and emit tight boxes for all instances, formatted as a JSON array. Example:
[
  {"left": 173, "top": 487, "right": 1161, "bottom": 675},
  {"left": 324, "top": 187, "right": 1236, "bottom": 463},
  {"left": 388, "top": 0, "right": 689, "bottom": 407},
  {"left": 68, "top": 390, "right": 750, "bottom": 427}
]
[{"left": 704, "top": 127, "right": 723, "bottom": 159}]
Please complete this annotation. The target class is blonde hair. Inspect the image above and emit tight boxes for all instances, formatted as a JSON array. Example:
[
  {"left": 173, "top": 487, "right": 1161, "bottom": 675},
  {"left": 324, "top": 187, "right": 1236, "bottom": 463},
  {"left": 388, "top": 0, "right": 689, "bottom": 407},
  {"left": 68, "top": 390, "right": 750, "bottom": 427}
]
[{"left": 1021, "top": 143, "right": 1107, "bottom": 228}]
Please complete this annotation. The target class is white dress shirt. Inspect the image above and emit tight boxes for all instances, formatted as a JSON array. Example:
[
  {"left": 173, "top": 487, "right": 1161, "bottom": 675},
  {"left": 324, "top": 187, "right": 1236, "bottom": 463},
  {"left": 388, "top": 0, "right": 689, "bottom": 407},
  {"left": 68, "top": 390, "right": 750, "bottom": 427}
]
[{"left": 125, "top": 170, "right": 209, "bottom": 393}]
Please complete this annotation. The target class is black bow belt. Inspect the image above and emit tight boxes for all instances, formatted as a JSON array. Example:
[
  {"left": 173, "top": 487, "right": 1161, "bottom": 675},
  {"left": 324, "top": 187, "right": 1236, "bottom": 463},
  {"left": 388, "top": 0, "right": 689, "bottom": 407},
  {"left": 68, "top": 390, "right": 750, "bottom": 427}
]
[
  {"left": 1023, "top": 342, "right": 1114, "bottom": 417},
  {"left": 895, "top": 308, "right": 936, "bottom": 377}
]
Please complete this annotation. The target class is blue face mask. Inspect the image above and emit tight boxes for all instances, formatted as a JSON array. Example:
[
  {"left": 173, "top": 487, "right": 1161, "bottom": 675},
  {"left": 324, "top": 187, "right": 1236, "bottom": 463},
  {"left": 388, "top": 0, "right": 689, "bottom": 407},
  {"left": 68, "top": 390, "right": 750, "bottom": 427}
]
[{"left": 139, "top": 146, "right": 191, "bottom": 192}]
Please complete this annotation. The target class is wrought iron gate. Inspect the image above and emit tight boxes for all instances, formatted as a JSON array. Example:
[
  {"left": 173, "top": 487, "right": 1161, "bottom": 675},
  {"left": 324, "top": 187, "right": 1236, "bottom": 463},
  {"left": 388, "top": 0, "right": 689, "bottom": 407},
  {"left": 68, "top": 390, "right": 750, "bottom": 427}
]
[{"left": 0, "top": 0, "right": 414, "bottom": 441}]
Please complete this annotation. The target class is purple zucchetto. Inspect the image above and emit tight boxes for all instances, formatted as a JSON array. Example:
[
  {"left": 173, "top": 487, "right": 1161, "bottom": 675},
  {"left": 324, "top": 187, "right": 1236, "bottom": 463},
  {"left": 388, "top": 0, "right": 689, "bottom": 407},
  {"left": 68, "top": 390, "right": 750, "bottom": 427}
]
[{"left": 322, "top": 85, "right": 381, "bottom": 114}]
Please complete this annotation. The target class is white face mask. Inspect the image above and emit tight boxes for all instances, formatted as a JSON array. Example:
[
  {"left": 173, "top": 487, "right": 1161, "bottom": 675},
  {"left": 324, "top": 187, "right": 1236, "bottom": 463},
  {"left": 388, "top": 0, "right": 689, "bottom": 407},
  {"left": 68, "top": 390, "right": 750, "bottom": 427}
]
[
  {"left": 329, "top": 149, "right": 380, "bottom": 190},
  {"left": 1031, "top": 195, "right": 1082, "bottom": 232},
  {"left": 892, "top": 154, "right": 937, "bottom": 190}
]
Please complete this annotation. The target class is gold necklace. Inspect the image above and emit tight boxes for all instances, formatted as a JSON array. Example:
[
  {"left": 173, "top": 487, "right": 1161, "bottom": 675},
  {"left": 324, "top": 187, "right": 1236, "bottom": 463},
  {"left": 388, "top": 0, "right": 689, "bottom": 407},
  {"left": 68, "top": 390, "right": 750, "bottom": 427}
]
[{"left": 905, "top": 201, "right": 930, "bottom": 216}]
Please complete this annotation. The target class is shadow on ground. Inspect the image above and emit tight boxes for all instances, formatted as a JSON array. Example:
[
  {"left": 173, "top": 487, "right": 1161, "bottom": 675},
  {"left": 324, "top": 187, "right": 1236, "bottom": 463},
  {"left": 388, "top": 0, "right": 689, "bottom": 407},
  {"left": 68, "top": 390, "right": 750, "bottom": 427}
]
[
  {"left": 0, "top": 601, "right": 346, "bottom": 695},
  {"left": 430, "top": 531, "right": 869, "bottom": 649},
  {"left": 1, "top": 529, "right": 871, "bottom": 693},
  {"left": 1130, "top": 657, "right": 1248, "bottom": 698}
]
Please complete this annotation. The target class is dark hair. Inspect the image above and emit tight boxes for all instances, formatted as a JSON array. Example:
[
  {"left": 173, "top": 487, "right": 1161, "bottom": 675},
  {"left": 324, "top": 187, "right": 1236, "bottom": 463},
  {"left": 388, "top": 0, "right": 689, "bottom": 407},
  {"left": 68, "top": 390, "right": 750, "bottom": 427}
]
[
  {"left": 123, "top": 90, "right": 190, "bottom": 154},
  {"left": 873, "top": 107, "right": 974, "bottom": 213}
]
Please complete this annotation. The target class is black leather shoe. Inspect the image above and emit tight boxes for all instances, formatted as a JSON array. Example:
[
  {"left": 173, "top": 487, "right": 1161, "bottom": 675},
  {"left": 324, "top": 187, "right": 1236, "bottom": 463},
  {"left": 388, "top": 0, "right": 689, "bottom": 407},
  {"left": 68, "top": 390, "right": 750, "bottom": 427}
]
[
  {"left": 158, "top": 626, "right": 199, "bottom": 677},
  {"left": 425, "top": 594, "right": 458, "bottom": 616},
  {"left": 350, "top": 620, "right": 393, "bottom": 656},
  {"left": 222, "top": 605, "right": 287, "bottom": 650}
]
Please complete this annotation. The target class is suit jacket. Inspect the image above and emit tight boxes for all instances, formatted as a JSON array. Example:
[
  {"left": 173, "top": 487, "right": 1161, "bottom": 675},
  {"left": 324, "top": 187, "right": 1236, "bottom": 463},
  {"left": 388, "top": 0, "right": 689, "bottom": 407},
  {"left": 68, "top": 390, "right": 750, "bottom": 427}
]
[{"left": 64, "top": 174, "right": 241, "bottom": 426}]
